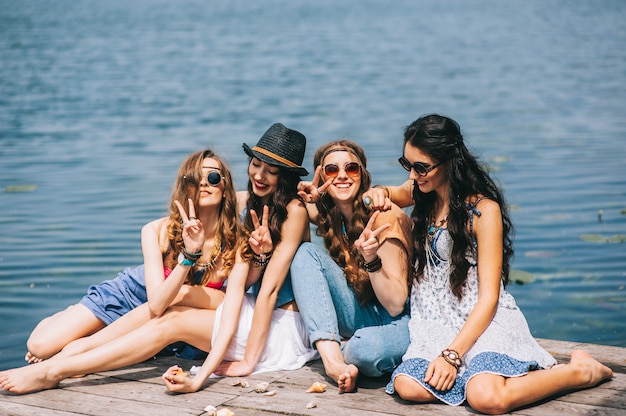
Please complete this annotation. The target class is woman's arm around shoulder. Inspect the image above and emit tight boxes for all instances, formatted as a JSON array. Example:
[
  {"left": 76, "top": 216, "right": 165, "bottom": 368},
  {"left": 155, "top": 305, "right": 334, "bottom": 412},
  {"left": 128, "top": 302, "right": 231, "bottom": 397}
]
[{"left": 368, "top": 207, "right": 411, "bottom": 316}]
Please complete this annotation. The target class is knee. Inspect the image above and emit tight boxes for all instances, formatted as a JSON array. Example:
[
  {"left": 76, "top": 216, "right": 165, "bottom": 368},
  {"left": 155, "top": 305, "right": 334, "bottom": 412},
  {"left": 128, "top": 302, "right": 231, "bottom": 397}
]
[
  {"left": 292, "top": 242, "right": 319, "bottom": 263},
  {"left": 290, "top": 243, "right": 319, "bottom": 279},
  {"left": 466, "top": 382, "right": 511, "bottom": 415},
  {"left": 394, "top": 376, "right": 432, "bottom": 402},
  {"left": 26, "top": 336, "right": 51, "bottom": 359}
]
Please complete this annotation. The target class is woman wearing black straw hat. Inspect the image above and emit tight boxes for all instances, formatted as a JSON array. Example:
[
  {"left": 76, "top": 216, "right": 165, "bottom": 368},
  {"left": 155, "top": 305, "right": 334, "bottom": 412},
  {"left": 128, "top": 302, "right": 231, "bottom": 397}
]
[{"left": 168, "top": 122, "right": 319, "bottom": 386}]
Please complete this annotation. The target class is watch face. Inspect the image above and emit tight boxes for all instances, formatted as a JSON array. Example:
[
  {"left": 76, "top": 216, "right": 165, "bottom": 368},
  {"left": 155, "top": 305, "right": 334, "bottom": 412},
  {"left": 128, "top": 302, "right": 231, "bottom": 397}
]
[{"left": 178, "top": 252, "right": 194, "bottom": 266}]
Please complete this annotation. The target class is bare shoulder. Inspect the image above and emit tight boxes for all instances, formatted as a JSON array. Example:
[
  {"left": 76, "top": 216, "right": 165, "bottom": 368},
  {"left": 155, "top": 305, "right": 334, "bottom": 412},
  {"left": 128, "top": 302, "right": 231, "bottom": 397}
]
[
  {"left": 286, "top": 197, "right": 308, "bottom": 216},
  {"left": 142, "top": 217, "right": 169, "bottom": 233},
  {"left": 470, "top": 197, "right": 502, "bottom": 232},
  {"left": 236, "top": 190, "right": 249, "bottom": 213},
  {"left": 474, "top": 197, "right": 500, "bottom": 214}
]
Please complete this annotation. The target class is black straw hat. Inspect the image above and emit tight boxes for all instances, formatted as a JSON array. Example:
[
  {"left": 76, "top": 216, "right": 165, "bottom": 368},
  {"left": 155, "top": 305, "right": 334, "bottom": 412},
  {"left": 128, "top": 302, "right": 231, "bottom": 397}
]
[{"left": 243, "top": 123, "right": 309, "bottom": 176}]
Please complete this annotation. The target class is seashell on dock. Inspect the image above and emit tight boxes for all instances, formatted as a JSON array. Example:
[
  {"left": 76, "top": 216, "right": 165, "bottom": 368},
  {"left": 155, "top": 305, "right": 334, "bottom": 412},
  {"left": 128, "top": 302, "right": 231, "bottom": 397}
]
[
  {"left": 254, "top": 381, "right": 270, "bottom": 392},
  {"left": 306, "top": 381, "right": 326, "bottom": 393}
]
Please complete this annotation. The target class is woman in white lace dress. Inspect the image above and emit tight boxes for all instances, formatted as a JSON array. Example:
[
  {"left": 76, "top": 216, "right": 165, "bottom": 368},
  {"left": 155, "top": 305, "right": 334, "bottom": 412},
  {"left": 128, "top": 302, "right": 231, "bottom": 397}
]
[{"left": 368, "top": 114, "right": 612, "bottom": 414}]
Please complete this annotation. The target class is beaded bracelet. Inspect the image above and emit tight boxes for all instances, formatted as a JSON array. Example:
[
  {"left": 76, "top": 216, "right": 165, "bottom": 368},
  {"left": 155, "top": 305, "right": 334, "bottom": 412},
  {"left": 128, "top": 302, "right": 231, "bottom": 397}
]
[
  {"left": 363, "top": 256, "right": 383, "bottom": 273},
  {"left": 182, "top": 247, "right": 202, "bottom": 260},
  {"left": 252, "top": 251, "right": 273, "bottom": 268},
  {"left": 441, "top": 349, "right": 462, "bottom": 370}
]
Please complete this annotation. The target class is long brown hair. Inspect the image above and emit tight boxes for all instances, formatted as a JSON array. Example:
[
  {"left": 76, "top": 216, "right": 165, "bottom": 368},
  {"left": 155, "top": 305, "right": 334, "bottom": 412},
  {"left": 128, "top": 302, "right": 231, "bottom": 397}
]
[
  {"left": 165, "top": 149, "right": 239, "bottom": 283},
  {"left": 405, "top": 114, "right": 514, "bottom": 299},
  {"left": 313, "top": 140, "right": 374, "bottom": 305}
]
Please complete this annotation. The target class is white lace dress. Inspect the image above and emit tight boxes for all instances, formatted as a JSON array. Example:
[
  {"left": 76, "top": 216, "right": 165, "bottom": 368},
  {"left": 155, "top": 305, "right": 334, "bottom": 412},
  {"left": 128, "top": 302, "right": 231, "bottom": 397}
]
[{"left": 386, "top": 205, "right": 556, "bottom": 405}]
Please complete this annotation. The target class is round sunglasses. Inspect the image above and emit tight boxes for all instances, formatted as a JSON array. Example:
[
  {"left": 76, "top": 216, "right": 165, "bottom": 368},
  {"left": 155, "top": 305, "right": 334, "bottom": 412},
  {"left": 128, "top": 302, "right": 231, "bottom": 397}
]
[
  {"left": 206, "top": 170, "right": 224, "bottom": 186},
  {"left": 398, "top": 156, "right": 444, "bottom": 176},
  {"left": 323, "top": 162, "right": 361, "bottom": 178}
]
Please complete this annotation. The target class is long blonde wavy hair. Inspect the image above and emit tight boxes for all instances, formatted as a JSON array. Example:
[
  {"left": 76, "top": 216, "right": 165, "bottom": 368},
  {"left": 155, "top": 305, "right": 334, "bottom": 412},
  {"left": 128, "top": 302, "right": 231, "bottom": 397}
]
[{"left": 165, "top": 149, "right": 239, "bottom": 285}]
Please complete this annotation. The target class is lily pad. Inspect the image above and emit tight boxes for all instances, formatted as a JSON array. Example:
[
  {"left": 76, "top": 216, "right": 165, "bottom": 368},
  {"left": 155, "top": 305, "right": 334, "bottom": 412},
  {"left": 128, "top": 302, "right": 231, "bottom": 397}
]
[
  {"left": 4, "top": 184, "right": 38, "bottom": 193},
  {"left": 580, "top": 234, "right": 626, "bottom": 243},
  {"left": 621, "top": 209, "right": 626, "bottom": 216},
  {"left": 510, "top": 269, "right": 535, "bottom": 285},
  {"left": 491, "top": 155, "right": 511, "bottom": 164},
  {"left": 525, "top": 250, "right": 560, "bottom": 258}
]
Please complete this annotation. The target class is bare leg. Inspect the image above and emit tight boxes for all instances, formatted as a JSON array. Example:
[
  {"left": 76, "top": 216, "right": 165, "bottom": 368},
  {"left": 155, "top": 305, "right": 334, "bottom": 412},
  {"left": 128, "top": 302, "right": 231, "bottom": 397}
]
[
  {"left": 54, "top": 286, "right": 222, "bottom": 360},
  {"left": 466, "top": 350, "right": 613, "bottom": 415},
  {"left": 0, "top": 306, "right": 216, "bottom": 394},
  {"left": 393, "top": 375, "right": 437, "bottom": 402},
  {"left": 26, "top": 304, "right": 106, "bottom": 362},
  {"left": 315, "top": 340, "right": 359, "bottom": 393},
  {"left": 55, "top": 303, "right": 154, "bottom": 359}
]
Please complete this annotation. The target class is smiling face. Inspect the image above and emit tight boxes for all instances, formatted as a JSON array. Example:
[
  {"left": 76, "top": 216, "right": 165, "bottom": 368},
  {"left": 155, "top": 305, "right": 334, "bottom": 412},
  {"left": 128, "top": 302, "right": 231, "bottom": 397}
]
[
  {"left": 403, "top": 142, "right": 448, "bottom": 197},
  {"left": 248, "top": 157, "right": 279, "bottom": 200},
  {"left": 321, "top": 148, "right": 362, "bottom": 206}
]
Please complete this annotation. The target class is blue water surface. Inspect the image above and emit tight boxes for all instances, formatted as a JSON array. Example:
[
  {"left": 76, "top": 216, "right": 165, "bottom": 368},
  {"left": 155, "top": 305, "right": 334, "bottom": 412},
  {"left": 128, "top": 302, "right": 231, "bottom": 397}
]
[{"left": 1, "top": 0, "right": 625, "bottom": 370}]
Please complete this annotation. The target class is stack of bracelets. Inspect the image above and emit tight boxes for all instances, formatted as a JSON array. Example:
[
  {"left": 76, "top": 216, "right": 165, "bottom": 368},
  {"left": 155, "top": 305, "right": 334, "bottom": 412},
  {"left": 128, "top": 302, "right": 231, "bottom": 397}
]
[
  {"left": 441, "top": 348, "right": 463, "bottom": 370},
  {"left": 363, "top": 255, "right": 383, "bottom": 273},
  {"left": 178, "top": 247, "right": 202, "bottom": 267},
  {"left": 252, "top": 251, "right": 272, "bottom": 268}
]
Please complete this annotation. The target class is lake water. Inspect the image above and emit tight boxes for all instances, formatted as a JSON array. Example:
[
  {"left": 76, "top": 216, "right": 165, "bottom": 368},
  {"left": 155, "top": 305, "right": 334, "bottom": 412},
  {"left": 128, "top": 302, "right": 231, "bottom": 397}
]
[{"left": 1, "top": 0, "right": 625, "bottom": 370}]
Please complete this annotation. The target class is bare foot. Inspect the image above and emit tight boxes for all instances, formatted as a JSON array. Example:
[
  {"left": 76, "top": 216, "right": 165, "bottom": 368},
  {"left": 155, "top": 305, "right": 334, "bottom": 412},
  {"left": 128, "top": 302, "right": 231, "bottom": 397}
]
[
  {"left": 0, "top": 364, "right": 60, "bottom": 394},
  {"left": 24, "top": 352, "right": 44, "bottom": 364},
  {"left": 569, "top": 350, "right": 613, "bottom": 387},
  {"left": 337, "top": 364, "right": 359, "bottom": 393}
]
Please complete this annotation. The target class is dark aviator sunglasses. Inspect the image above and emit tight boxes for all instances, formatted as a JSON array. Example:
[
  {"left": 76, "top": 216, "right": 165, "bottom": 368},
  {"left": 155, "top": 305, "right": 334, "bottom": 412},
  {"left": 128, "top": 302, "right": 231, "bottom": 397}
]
[{"left": 398, "top": 156, "right": 444, "bottom": 177}]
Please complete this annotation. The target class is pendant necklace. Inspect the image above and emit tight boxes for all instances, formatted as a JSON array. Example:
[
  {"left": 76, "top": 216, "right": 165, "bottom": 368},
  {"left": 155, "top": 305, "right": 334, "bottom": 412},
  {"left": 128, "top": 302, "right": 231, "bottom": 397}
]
[
  {"left": 341, "top": 215, "right": 351, "bottom": 246},
  {"left": 428, "top": 214, "right": 448, "bottom": 240}
]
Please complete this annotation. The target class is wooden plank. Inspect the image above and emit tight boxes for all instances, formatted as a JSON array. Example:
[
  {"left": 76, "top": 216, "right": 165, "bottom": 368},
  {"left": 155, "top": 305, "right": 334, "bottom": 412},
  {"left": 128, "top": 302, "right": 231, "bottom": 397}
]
[{"left": 1, "top": 339, "right": 624, "bottom": 416}]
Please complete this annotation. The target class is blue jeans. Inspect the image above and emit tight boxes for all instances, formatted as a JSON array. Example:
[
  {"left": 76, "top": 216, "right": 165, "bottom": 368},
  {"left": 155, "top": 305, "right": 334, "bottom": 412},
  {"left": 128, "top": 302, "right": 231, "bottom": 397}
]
[{"left": 290, "top": 242, "right": 410, "bottom": 377}]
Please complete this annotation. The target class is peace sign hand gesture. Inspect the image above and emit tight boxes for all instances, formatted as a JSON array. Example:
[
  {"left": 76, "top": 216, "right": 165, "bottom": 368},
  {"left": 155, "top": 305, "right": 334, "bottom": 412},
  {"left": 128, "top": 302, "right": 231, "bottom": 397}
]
[
  {"left": 354, "top": 211, "right": 391, "bottom": 263},
  {"left": 249, "top": 205, "right": 272, "bottom": 255},
  {"left": 297, "top": 165, "right": 333, "bottom": 204},
  {"left": 174, "top": 198, "right": 204, "bottom": 254}
]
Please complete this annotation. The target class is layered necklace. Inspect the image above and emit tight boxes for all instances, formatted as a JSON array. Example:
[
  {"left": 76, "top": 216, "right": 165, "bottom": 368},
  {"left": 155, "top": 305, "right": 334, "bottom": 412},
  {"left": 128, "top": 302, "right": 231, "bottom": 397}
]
[
  {"left": 197, "top": 233, "right": 222, "bottom": 270},
  {"left": 427, "top": 214, "right": 448, "bottom": 240}
]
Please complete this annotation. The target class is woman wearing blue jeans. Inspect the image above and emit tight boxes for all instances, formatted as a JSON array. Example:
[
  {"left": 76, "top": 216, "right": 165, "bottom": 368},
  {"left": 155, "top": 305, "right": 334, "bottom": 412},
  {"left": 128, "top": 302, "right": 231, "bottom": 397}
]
[{"left": 293, "top": 140, "right": 412, "bottom": 393}]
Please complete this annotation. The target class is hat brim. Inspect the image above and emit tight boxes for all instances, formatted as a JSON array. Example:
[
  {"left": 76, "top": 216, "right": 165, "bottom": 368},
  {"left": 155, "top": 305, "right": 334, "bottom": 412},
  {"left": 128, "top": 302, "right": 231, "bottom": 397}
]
[{"left": 243, "top": 143, "right": 309, "bottom": 176}]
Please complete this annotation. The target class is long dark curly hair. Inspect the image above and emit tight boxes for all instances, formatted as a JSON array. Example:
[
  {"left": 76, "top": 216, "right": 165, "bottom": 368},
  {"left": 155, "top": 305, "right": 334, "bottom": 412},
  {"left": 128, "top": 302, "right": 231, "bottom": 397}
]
[
  {"left": 313, "top": 140, "right": 375, "bottom": 305},
  {"left": 406, "top": 114, "right": 514, "bottom": 299},
  {"left": 166, "top": 149, "right": 239, "bottom": 284},
  {"left": 240, "top": 161, "right": 303, "bottom": 261}
]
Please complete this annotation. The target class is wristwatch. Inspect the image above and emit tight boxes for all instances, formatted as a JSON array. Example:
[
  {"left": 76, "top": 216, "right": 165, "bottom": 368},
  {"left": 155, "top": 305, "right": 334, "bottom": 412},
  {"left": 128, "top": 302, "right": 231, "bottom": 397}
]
[{"left": 178, "top": 252, "right": 196, "bottom": 267}]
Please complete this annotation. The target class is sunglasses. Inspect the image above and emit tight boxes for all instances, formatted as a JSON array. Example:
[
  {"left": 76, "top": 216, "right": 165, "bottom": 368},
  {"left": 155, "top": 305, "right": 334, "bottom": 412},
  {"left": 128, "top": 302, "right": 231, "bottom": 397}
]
[
  {"left": 206, "top": 170, "right": 224, "bottom": 186},
  {"left": 323, "top": 162, "right": 361, "bottom": 178},
  {"left": 398, "top": 156, "right": 444, "bottom": 177}
]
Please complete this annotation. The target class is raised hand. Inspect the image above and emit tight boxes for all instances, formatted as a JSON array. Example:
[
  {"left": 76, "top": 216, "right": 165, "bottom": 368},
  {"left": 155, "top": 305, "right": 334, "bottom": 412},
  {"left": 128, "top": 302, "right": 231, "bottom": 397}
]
[
  {"left": 174, "top": 198, "right": 204, "bottom": 254},
  {"left": 361, "top": 186, "right": 392, "bottom": 211},
  {"left": 249, "top": 205, "right": 272, "bottom": 255},
  {"left": 354, "top": 211, "right": 391, "bottom": 263},
  {"left": 297, "top": 165, "right": 333, "bottom": 203}
]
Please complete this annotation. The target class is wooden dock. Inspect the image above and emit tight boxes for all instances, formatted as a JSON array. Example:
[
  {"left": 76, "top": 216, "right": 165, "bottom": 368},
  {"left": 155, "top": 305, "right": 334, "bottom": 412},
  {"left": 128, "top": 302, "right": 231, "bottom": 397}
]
[{"left": 1, "top": 338, "right": 624, "bottom": 415}]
